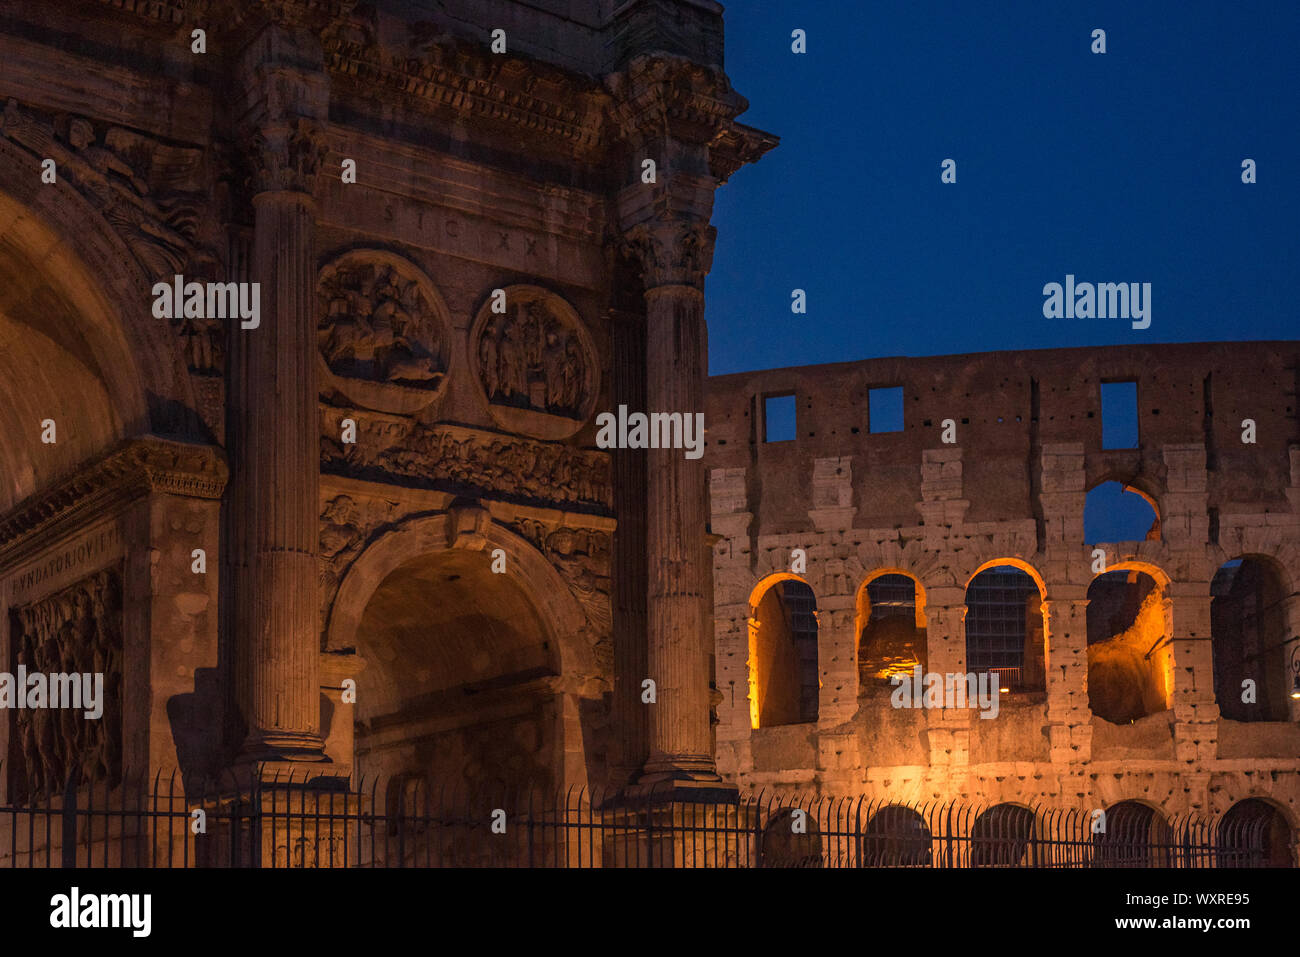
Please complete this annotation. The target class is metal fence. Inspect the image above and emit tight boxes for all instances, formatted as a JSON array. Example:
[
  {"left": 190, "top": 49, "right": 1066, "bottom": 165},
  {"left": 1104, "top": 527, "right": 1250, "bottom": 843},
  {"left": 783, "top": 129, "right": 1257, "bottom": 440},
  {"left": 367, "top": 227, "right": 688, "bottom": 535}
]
[{"left": 0, "top": 766, "right": 1283, "bottom": 868}]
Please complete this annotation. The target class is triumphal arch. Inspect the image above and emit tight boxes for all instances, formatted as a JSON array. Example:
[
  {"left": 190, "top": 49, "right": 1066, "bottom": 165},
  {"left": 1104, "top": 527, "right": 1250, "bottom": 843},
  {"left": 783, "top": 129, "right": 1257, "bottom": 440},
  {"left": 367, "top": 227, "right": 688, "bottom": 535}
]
[{"left": 0, "top": 0, "right": 775, "bottom": 814}]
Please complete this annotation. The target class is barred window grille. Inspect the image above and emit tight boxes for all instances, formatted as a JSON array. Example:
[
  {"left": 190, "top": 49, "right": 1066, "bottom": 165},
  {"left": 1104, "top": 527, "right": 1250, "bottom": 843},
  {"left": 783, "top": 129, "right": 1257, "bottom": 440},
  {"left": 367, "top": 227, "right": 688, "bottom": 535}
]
[{"left": 964, "top": 567, "right": 1038, "bottom": 676}]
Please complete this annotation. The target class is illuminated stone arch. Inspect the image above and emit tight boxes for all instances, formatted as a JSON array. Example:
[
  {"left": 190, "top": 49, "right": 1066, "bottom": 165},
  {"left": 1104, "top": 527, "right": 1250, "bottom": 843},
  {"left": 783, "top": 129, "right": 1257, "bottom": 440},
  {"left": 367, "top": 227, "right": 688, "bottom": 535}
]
[
  {"left": 0, "top": 139, "right": 199, "bottom": 511},
  {"left": 746, "top": 573, "right": 819, "bottom": 729},
  {"left": 962, "top": 559, "right": 1048, "bottom": 694},
  {"left": 325, "top": 511, "right": 598, "bottom": 793},
  {"left": 855, "top": 568, "right": 929, "bottom": 688},
  {"left": 1086, "top": 560, "right": 1173, "bottom": 723}
]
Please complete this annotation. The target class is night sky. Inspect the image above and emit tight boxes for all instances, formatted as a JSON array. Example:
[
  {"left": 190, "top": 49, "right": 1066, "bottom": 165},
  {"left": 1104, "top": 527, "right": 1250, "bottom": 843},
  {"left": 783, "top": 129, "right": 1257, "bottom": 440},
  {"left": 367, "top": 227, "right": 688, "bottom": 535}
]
[{"left": 707, "top": 1, "right": 1300, "bottom": 376}]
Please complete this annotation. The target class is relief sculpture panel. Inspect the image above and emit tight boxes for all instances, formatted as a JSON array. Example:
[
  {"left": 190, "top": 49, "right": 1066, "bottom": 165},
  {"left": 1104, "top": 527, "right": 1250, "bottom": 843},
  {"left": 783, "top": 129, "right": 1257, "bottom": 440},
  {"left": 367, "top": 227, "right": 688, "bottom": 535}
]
[{"left": 7, "top": 567, "right": 123, "bottom": 803}]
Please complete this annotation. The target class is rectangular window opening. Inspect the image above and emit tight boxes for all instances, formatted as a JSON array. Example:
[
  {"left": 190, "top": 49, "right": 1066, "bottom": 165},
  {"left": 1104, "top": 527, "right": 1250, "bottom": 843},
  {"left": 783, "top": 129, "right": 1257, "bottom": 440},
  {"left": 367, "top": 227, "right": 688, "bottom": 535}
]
[
  {"left": 869, "top": 386, "right": 904, "bottom": 433},
  {"left": 1100, "top": 380, "right": 1139, "bottom": 449},
  {"left": 763, "top": 393, "right": 797, "bottom": 443}
]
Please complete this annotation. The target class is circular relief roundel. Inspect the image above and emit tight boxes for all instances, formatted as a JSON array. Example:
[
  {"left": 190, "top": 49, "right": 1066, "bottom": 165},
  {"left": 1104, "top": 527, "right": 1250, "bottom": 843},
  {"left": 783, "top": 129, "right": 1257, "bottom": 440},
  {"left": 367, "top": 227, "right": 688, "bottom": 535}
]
[
  {"left": 469, "top": 285, "right": 598, "bottom": 440},
  {"left": 316, "top": 250, "right": 452, "bottom": 415}
]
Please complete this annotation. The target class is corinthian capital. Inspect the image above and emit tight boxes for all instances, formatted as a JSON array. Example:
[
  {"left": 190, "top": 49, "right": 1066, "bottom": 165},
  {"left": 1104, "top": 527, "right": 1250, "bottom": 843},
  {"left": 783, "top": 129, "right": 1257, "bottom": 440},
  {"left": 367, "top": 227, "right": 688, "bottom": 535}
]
[
  {"left": 621, "top": 216, "right": 717, "bottom": 290},
  {"left": 251, "top": 117, "right": 326, "bottom": 195}
]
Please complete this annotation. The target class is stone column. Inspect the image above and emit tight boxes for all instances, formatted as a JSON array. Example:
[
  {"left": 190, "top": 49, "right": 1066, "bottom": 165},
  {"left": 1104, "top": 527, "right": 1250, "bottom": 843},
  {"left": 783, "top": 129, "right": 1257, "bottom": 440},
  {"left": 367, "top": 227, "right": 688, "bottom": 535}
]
[
  {"left": 230, "top": 24, "right": 329, "bottom": 764},
  {"left": 607, "top": 52, "right": 773, "bottom": 787},
  {"left": 923, "top": 593, "right": 971, "bottom": 768},
  {"left": 1043, "top": 595, "right": 1092, "bottom": 763},
  {"left": 624, "top": 217, "right": 717, "bottom": 782},
  {"left": 1168, "top": 583, "right": 1220, "bottom": 765}
]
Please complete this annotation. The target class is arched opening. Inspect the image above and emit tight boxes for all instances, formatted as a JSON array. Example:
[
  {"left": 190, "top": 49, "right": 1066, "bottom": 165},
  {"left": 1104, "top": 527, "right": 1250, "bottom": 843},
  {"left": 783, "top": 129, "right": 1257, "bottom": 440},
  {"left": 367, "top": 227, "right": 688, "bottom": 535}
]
[
  {"left": 970, "top": 803, "right": 1037, "bottom": 867},
  {"left": 747, "top": 576, "right": 819, "bottom": 728},
  {"left": 1218, "top": 799, "right": 1294, "bottom": 867},
  {"left": 353, "top": 549, "right": 563, "bottom": 795},
  {"left": 1084, "top": 480, "right": 1160, "bottom": 544},
  {"left": 1093, "top": 801, "right": 1174, "bottom": 867},
  {"left": 861, "top": 804, "right": 932, "bottom": 867},
  {"left": 856, "top": 571, "right": 928, "bottom": 689},
  {"left": 1087, "top": 567, "right": 1170, "bottom": 723},
  {"left": 0, "top": 191, "right": 163, "bottom": 510},
  {"left": 759, "top": 808, "right": 823, "bottom": 868},
  {"left": 963, "top": 564, "right": 1046, "bottom": 694},
  {"left": 1211, "top": 556, "right": 1292, "bottom": 722}
]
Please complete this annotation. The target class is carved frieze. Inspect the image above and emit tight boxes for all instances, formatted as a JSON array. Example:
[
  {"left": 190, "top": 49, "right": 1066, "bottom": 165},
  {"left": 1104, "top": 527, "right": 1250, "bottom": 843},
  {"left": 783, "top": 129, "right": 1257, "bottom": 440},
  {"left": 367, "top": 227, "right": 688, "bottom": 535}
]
[
  {"left": 317, "top": 250, "right": 452, "bottom": 416},
  {"left": 508, "top": 519, "right": 613, "bottom": 672},
  {"left": 318, "top": 492, "right": 402, "bottom": 630},
  {"left": 0, "top": 99, "right": 211, "bottom": 278},
  {"left": 320, "top": 410, "right": 612, "bottom": 512},
  {"left": 470, "top": 285, "right": 598, "bottom": 440},
  {"left": 7, "top": 568, "right": 123, "bottom": 803}
]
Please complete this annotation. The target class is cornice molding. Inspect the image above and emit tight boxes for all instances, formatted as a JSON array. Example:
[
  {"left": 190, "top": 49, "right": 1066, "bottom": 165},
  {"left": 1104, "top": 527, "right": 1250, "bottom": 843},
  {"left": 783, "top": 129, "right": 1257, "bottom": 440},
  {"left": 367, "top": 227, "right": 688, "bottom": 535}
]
[
  {"left": 0, "top": 437, "right": 229, "bottom": 563},
  {"left": 603, "top": 52, "right": 747, "bottom": 147}
]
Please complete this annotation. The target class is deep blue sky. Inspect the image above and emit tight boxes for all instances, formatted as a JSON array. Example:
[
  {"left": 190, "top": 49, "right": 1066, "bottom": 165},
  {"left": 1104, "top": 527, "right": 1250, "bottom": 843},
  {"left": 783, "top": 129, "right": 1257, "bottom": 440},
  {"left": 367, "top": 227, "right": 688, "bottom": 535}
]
[{"left": 707, "top": 1, "right": 1300, "bottom": 376}]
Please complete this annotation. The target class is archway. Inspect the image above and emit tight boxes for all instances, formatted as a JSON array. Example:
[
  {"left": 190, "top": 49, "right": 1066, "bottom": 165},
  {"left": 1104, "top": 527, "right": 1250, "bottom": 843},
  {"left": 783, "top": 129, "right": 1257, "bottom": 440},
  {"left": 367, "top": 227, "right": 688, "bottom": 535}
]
[
  {"left": 970, "top": 803, "right": 1037, "bottom": 867},
  {"left": 856, "top": 570, "right": 928, "bottom": 689},
  {"left": 747, "top": 575, "right": 819, "bottom": 728},
  {"left": 0, "top": 140, "right": 197, "bottom": 511},
  {"left": 1084, "top": 480, "right": 1160, "bottom": 544},
  {"left": 1093, "top": 800, "right": 1174, "bottom": 867},
  {"left": 1211, "top": 556, "right": 1291, "bottom": 722},
  {"left": 759, "top": 807, "right": 823, "bottom": 868},
  {"left": 1218, "top": 799, "right": 1294, "bottom": 867},
  {"left": 963, "top": 563, "right": 1046, "bottom": 694},
  {"left": 327, "top": 515, "right": 599, "bottom": 801},
  {"left": 353, "top": 548, "right": 561, "bottom": 794},
  {"left": 1087, "top": 566, "right": 1170, "bottom": 723},
  {"left": 0, "top": 152, "right": 202, "bottom": 811},
  {"left": 861, "top": 804, "right": 932, "bottom": 867}
]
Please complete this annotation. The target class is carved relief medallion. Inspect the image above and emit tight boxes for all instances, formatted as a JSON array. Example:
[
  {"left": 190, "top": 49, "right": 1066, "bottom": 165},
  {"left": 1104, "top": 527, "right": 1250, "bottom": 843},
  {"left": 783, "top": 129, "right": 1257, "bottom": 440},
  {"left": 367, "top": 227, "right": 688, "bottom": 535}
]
[
  {"left": 317, "top": 250, "right": 452, "bottom": 415},
  {"left": 469, "top": 285, "right": 597, "bottom": 439}
]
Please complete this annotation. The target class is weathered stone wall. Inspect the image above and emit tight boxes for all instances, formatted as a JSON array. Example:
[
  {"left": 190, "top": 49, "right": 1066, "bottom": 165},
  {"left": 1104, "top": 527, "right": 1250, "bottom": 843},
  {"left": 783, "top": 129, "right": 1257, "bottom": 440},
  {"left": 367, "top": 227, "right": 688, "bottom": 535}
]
[{"left": 707, "top": 342, "right": 1300, "bottom": 834}]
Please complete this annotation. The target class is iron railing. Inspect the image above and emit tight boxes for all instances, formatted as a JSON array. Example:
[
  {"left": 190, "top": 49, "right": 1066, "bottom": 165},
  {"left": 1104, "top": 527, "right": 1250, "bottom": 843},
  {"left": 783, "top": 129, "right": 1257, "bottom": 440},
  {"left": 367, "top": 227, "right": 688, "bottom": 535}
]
[{"left": 0, "top": 766, "right": 1284, "bottom": 868}]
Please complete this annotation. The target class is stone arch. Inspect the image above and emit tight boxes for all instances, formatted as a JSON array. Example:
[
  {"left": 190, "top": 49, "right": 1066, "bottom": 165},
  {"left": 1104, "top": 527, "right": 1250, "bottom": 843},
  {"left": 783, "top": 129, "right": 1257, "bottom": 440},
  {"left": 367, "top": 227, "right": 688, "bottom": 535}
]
[
  {"left": 1084, "top": 478, "right": 1161, "bottom": 544},
  {"left": 1218, "top": 797, "right": 1295, "bottom": 867},
  {"left": 0, "top": 139, "right": 198, "bottom": 511},
  {"left": 746, "top": 573, "right": 819, "bottom": 729},
  {"left": 963, "top": 560, "right": 1047, "bottom": 693},
  {"left": 855, "top": 568, "right": 928, "bottom": 688},
  {"left": 861, "top": 804, "right": 932, "bottom": 866},
  {"left": 1086, "top": 561, "right": 1173, "bottom": 723},
  {"left": 324, "top": 512, "right": 598, "bottom": 793},
  {"left": 1093, "top": 799, "right": 1175, "bottom": 866},
  {"left": 1211, "top": 553, "right": 1293, "bottom": 722},
  {"left": 758, "top": 807, "right": 823, "bottom": 868},
  {"left": 969, "top": 802, "right": 1038, "bottom": 867}
]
